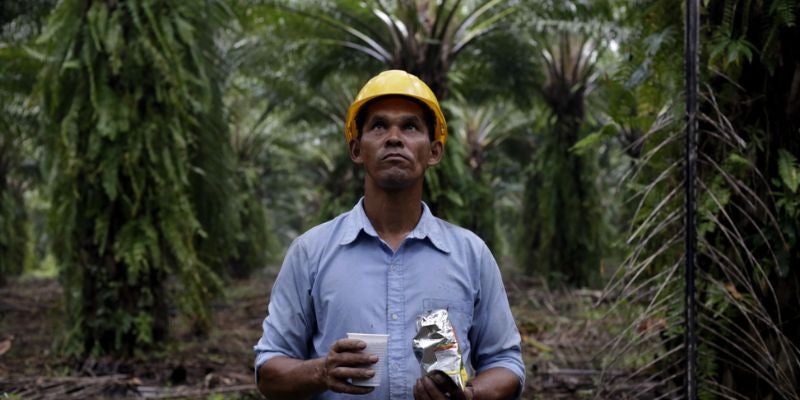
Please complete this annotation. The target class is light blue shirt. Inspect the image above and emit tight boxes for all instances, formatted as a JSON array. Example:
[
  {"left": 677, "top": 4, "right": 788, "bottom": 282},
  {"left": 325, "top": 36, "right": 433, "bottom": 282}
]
[{"left": 254, "top": 199, "right": 524, "bottom": 399}]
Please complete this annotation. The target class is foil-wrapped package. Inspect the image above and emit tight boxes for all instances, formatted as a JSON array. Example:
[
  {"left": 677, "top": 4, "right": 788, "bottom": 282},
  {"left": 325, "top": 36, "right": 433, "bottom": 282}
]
[{"left": 412, "top": 308, "right": 469, "bottom": 390}]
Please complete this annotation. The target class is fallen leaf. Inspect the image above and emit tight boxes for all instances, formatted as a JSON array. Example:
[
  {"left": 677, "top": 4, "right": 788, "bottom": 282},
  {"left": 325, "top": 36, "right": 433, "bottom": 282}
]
[
  {"left": 523, "top": 335, "right": 553, "bottom": 353},
  {"left": 723, "top": 282, "right": 743, "bottom": 300},
  {"left": 636, "top": 318, "right": 667, "bottom": 334},
  {"left": 0, "top": 335, "right": 14, "bottom": 357}
]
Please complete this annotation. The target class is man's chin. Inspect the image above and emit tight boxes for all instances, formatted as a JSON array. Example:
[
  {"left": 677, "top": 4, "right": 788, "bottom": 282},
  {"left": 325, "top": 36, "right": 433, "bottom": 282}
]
[{"left": 375, "top": 177, "right": 415, "bottom": 190}]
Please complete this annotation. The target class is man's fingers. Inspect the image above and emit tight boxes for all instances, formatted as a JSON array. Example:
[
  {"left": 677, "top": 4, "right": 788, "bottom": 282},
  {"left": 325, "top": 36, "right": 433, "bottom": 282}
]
[
  {"left": 426, "top": 370, "right": 459, "bottom": 392},
  {"left": 421, "top": 376, "right": 449, "bottom": 400},
  {"left": 331, "top": 338, "right": 367, "bottom": 353},
  {"left": 323, "top": 339, "right": 380, "bottom": 395},
  {"left": 328, "top": 378, "right": 375, "bottom": 395},
  {"left": 327, "top": 351, "right": 378, "bottom": 368},
  {"left": 425, "top": 370, "right": 467, "bottom": 400},
  {"left": 328, "top": 339, "right": 377, "bottom": 368},
  {"left": 414, "top": 379, "right": 432, "bottom": 400},
  {"left": 325, "top": 363, "right": 377, "bottom": 395},
  {"left": 328, "top": 366, "right": 376, "bottom": 381},
  {"left": 415, "top": 376, "right": 449, "bottom": 400}
]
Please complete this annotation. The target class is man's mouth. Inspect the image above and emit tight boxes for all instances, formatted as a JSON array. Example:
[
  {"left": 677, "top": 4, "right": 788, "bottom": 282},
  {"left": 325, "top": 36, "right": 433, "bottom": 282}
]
[{"left": 382, "top": 153, "right": 408, "bottom": 161}]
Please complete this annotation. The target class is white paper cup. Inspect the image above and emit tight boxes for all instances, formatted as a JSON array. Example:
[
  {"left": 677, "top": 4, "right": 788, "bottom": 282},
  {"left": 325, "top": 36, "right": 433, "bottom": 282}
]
[{"left": 346, "top": 332, "right": 389, "bottom": 387}]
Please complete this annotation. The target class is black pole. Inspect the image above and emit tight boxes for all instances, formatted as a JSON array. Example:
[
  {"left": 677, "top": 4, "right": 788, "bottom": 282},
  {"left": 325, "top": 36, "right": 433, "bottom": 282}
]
[{"left": 684, "top": 0, "right": 699, "bottom": 399}]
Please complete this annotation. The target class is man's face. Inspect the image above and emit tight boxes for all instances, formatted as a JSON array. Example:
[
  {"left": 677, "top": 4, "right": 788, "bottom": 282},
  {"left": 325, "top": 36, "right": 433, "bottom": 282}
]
[{"left": 349, "top": 96, "right": 443, "bottom": 190}]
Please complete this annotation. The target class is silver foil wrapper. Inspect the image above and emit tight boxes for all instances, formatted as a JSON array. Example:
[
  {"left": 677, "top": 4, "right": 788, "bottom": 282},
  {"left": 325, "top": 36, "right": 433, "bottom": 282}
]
[{"left": 412, "top": 309, "right": 468, "bottom": 390}]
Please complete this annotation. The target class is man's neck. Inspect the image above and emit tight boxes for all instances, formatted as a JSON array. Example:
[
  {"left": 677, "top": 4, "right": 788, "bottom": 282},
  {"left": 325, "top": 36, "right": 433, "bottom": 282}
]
[{"left": 362, "top": 181, "right": 423, "bottom": 251}]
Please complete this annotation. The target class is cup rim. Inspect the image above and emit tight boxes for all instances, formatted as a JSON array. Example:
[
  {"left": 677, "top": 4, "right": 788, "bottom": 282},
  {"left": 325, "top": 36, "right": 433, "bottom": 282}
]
[{"left": 346, "top": 332, "right": 389, "bottom": 339}]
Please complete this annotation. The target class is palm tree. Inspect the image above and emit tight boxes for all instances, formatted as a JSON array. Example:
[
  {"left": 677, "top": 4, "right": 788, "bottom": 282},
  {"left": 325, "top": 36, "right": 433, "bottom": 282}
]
[
  {"left": 447, "top": 101, "right": 531, "bottom": 249},
  {"left": 38, "top": 0, "right": 236, "bottom": 356},
  {"left": 286, "top": 0, "right": 515, "bottom": 99},
  {"left": 518, "top": 32, "right": 607, "bottom": 286},
  {"left": 0, "top": 0, "right": 53, "bottom": 285},
  {"left": 599, "top": 0, "right": 800, "bottom": 398},
  {"left": 262, "top": 0, "right": 522, "bottom": 235}
]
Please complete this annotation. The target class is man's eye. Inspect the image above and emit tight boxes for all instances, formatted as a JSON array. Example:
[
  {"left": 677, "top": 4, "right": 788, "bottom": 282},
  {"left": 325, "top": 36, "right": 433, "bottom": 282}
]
[
  {"left": 403, "top": 123, "right": 419, "bottom": 131},
  {"left": 370, "top": 122, "right": 386, "bottom": 130}
]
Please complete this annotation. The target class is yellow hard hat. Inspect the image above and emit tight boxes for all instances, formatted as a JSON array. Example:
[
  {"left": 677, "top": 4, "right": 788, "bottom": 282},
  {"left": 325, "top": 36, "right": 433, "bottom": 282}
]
[{"left": 345, "top": 70, "right": 447, "bottom": 145}]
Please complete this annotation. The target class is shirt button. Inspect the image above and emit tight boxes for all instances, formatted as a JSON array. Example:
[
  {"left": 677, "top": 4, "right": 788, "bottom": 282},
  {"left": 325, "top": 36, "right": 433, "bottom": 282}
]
[{"left": 391, "top": 313, "right": 398, "bottom": 320}]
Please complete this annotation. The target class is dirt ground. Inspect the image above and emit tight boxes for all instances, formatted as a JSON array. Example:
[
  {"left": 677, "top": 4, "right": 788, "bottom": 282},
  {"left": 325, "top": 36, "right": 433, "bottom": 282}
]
[{"left": 0, "top": 267, "right": 632, "bottom": 399}]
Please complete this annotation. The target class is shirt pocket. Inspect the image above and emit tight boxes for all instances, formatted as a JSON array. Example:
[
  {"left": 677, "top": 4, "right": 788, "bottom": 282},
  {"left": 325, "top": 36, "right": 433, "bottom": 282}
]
[{"left": 421, "top": 298, "right": 474, "bottom": 338}]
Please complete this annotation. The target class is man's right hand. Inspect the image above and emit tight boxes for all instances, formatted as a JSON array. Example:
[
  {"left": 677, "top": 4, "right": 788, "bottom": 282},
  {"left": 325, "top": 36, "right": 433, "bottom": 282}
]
[
  {"left": 258, "top": 339, "right": 379, "bottom": 399},
  {"left": 321, "top": 338, "right": 379, "bottom": 395}
]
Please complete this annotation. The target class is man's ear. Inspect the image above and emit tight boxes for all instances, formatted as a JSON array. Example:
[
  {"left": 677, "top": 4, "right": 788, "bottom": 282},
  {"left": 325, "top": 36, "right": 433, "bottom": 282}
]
[
  {"left": 349, "top": 139, "right": 363, "bottom": 164},
  {"left": 427, "top": 140, "right": 444, "bottom": 166}
]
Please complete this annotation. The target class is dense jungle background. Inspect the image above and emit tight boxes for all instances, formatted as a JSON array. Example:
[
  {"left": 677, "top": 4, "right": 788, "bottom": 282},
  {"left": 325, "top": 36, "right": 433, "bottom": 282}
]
[{"left": 1, "top": 0, "right": 799, "bottom": 399}]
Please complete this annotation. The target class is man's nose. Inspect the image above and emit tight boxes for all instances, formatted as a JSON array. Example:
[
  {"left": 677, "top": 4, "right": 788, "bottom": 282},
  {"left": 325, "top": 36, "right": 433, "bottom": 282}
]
[{"left": 385, "top": 126, "right": 404, "bottom": 146}]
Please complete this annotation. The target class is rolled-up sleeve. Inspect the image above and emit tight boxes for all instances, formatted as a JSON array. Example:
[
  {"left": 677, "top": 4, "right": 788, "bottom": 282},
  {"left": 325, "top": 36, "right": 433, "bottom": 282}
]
[
  {"left": 254, "top": 238, "right": 315, "bottom": 374},
  {"left": 468, "top": 244, "right": 526, "bottom": 395}
]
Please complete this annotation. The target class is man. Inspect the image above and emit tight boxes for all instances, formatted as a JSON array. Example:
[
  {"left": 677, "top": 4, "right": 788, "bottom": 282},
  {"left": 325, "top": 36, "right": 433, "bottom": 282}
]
[{"left": 254, "top": 70, "right": 524, "bottom": 399}]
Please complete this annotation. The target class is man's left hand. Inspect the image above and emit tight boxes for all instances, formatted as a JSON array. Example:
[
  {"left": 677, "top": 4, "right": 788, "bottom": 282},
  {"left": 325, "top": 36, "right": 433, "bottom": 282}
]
[{"left": 413, "top": 370, "right": 473, "bottom": 400}]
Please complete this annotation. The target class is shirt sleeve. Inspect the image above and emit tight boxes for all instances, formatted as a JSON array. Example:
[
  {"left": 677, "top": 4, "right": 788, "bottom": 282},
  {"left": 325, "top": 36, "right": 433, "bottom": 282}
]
[
  {"left": 253, "top": 237, "right": 316, "bottom": 377},
  {"left": 468, "top": 243, "right": 526, "bottom": 396}
]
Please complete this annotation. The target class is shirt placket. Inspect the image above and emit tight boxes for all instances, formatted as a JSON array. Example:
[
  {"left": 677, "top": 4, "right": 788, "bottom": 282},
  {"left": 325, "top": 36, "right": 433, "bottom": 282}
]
[{"left": 386, "top": 247, "right": 405, "bottom": 399}]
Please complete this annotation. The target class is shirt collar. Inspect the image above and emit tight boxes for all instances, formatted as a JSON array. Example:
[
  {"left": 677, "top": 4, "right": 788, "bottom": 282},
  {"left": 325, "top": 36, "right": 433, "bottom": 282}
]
[{"left": 339, "top": 197, "right": 451, "bottom": 253}]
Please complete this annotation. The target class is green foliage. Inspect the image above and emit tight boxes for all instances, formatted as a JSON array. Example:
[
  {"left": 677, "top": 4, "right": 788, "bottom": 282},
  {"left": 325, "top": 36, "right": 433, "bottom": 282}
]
[
  {"left": 5, "top": 3, "right": 799, "bottom": 399},
  {"left": 777, "top": 149, "right": 800, "bottom": 193},
  {"left": 270, "top": 0, "right": 517, "bottom": 99},
  {"left": 424, "top": 128, "right": 470, "bottom": 218},
  {"left": 708, "top": 0, "right": 799, "bottom": 74},
  {"left": 516, "top": 7, "right": 617, "bottom": 285},
  {"left": 440, "top": 101, "right": 530, "bottom": 250},
  {"left": 0, "top": 189, "right": 28, "bottom": 286},
  {"left": 601, "top": 0, "right": 800, "bottom": 398},
  {"left": 37, "top": 0, "right": 236, "bottom": 356},
  {"left": 0, "top": 59, "right": 32, "bottom": 285},
  {"left": 229, "top": 164, "right": 275, "bottom": 278},
  {"left": 0, "top": 0, "right": 53, "bottom": 285},
  {"left": 595, "top": 0, "right": 702, "bottom": 397},
  {"left": 247, "top": 0, "right": 528, "bottom": 249}
]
